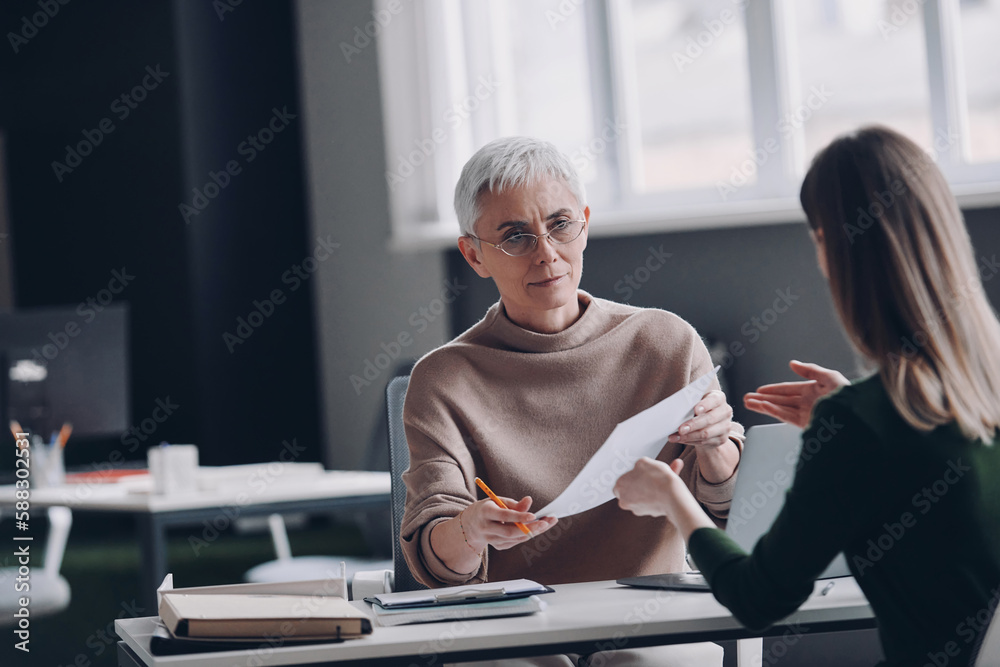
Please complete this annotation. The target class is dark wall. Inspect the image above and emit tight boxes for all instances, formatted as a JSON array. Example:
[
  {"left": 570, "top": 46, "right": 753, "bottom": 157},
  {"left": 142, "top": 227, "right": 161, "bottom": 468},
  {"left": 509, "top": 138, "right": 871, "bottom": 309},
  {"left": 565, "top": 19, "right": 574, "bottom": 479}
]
[
  {"left": 0, "top": 0, "right": 321, "bottom": 466},
  {"left": 449, "top": 206, "right": 1000, "bottom": 427}
]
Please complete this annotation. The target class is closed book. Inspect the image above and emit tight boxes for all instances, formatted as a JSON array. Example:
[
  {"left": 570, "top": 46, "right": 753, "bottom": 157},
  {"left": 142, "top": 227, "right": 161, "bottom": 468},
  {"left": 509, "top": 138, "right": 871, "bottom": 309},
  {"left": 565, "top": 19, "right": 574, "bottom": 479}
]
[
  {"left": 371, "top": 595, "right": 546, "bottom": 627},
  {"left": 159, "top": 592, "right": 372, "bottom": 640}
]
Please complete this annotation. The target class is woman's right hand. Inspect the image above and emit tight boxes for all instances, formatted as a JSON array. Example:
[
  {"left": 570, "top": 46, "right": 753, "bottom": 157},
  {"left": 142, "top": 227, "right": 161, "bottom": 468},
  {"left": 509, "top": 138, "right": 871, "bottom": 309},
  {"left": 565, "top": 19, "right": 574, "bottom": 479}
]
[
  {"left": 460, "top": 496, "right": 558, "bottom": 552},
  {"left": 743, "top": 360, "right": 849, "bottom": 428}
]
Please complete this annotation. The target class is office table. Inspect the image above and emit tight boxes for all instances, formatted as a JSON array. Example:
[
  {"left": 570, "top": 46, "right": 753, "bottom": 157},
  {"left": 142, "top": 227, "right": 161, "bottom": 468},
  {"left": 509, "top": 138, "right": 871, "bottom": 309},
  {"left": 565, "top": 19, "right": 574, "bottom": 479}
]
[
  {"left": 115, "top": 577, "right": 876, "bottom": 666},
  {"left": 0, "top": 465, "right": 391, "bottom": 610}
]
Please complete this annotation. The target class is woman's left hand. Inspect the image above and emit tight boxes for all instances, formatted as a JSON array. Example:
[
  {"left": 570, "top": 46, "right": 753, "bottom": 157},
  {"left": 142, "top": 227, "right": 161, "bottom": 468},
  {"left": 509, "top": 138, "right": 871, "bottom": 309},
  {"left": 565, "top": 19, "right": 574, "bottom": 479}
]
[
  {"left": 614, "top": 457, "right": 684, "bottom": 518},
  {"left": 668, "top": 389, "right": 733, "bottom": 448}
]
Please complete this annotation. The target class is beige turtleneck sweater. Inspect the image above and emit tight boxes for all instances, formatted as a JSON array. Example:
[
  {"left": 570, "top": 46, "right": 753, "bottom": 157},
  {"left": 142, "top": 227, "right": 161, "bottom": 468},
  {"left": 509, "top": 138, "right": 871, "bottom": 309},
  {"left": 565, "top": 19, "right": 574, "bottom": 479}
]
[{"left": 401, "top": 291, "right": 744, "bottom": 588}]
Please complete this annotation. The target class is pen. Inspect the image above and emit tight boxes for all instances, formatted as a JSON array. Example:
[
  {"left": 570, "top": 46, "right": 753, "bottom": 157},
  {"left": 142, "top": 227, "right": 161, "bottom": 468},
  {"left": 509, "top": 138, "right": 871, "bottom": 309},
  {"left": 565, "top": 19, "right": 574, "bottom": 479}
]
[
  {"left": 820, "top": 581, "right": 835, "bottom": 596},
  {"left": 56, "top": 423, "right": 73, "bottom": 449},
  {"left": 474, "top": 477, "right": 532, "bottom": 536}
]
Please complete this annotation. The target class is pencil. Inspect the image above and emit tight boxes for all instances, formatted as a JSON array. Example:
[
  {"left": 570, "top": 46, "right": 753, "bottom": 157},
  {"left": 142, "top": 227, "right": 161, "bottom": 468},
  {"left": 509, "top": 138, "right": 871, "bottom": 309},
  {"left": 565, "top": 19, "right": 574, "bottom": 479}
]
[
  {"left": 474, "top": 477, "right": 532, "bottom": 536},
  {"left": 56, "top": 423, "right": 73, "bottom": 449}
]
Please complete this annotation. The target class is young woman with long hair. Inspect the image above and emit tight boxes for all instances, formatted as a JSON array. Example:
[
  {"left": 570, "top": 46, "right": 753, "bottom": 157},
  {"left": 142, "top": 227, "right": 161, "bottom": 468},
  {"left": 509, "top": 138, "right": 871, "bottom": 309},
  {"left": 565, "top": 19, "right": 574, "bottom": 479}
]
[{"left": 614, "top": 126, "right": 1000, "bottom": 666}]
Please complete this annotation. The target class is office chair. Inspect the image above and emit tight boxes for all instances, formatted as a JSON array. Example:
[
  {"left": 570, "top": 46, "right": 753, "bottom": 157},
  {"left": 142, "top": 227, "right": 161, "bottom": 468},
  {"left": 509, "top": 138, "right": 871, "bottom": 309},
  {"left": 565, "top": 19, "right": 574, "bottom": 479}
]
[
  {"left": 975, "top": 608, "right": 1000, "bottom": 666},
  {"left": 0, "top": 506, "right": 73, "bottom": 625},
  {"left": 245, "top": 369, "right": 415, "bottom": 592},
  {"left": 385, "top": 374, "right": 427, "bottom": 593},
  {"left": 243, "top": 512, "right": 392, "bottom": 594},
  {"left": 351, "top": 374, "right": 425, "bottom": 599}
]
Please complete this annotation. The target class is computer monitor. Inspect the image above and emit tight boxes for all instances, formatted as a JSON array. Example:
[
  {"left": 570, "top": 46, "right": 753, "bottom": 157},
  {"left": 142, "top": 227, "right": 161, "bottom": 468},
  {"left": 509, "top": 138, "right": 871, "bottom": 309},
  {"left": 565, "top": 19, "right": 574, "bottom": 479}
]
[{"left": 0, "top": 304, "right": 129, "bottom": 445}]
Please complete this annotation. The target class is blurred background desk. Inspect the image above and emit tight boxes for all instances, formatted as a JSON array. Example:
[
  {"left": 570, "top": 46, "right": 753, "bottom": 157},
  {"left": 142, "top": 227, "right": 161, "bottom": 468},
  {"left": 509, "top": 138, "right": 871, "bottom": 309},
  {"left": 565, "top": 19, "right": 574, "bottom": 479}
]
[{"left": 0, "top": 464, "right": 391, "bottom": 610}]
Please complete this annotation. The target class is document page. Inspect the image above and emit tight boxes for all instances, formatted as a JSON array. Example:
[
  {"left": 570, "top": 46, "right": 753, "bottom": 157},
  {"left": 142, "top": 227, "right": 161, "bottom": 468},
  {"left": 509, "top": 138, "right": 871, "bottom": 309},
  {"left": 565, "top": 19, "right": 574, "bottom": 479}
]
[{"left": 535, "top": 366, "right": 720, "bottom": 519}]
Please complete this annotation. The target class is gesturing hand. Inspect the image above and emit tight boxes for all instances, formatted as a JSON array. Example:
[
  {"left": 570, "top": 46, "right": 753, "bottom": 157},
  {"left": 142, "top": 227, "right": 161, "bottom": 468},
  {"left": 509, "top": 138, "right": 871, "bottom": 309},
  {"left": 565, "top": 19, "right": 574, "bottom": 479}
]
[
  {"left": 460, "top": 496, "right": 558, "bottom": 552},
  {"left": 743, "top": 360, "right": 849, "bottom": 428}
]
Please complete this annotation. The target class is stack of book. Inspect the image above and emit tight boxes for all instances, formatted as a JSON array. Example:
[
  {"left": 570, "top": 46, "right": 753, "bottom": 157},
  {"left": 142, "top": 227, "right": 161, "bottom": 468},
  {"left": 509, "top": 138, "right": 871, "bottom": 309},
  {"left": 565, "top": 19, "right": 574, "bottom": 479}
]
[{"left": 152, "top": 575, "right": 372, "bottom": 656}]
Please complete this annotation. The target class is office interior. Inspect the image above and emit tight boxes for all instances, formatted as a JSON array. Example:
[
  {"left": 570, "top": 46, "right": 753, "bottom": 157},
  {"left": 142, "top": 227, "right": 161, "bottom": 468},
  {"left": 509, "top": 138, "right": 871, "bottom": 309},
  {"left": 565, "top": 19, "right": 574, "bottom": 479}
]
[{"left": 1, "top": 0, "right": 998, "bottom": 665}]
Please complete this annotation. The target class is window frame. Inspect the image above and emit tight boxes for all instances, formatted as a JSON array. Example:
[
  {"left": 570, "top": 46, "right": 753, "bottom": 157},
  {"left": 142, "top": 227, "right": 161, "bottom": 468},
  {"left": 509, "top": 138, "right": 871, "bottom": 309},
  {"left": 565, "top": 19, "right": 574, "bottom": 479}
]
[{"left": 376, "top": 0, "right": 1000, "bottom": 251}]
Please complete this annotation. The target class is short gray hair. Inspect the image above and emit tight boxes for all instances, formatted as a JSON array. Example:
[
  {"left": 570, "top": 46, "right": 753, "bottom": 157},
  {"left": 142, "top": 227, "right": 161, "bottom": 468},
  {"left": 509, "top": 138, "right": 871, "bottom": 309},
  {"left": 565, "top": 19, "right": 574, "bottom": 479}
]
[{"left": 453, "top": 136, "right": 587, "bottom": 237}]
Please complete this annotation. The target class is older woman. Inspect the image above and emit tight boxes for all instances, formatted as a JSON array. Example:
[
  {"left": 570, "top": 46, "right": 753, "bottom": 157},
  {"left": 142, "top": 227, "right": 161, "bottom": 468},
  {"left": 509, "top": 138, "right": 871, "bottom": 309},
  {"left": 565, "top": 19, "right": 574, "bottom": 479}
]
[{"left": 400, "top": 137, "right": 744, "bottom": 664}]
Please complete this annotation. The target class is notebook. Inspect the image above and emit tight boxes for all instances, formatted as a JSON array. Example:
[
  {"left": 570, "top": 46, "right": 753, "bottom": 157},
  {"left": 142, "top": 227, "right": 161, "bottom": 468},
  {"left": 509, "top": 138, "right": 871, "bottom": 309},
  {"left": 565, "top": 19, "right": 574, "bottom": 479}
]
[
  {"left": 371, "top": 595, "right": 547, "bottom": 627},
  {"left": 619, "top": 423, "right": 851, "bottom": 591},
  {"left": 159, "top": 592, "right": 372, "bottom": 640},
  {"left": 366, "top": 578, "right": 552, "bottom": 609}
]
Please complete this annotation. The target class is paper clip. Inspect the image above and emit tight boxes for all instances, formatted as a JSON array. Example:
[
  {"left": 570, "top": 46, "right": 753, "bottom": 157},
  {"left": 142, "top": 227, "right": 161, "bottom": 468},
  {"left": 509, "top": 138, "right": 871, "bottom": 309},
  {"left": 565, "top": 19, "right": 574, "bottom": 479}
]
[{"left": 435, "top": 587, "right": 507, "bottom": 603}]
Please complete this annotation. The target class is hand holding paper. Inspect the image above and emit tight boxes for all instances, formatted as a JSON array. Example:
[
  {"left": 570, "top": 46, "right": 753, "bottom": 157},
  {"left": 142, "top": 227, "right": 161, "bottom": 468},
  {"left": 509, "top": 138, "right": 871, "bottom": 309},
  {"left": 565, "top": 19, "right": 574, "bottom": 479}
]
[{"left": 535, "top": 366, "right": 721, "bottom": 519}]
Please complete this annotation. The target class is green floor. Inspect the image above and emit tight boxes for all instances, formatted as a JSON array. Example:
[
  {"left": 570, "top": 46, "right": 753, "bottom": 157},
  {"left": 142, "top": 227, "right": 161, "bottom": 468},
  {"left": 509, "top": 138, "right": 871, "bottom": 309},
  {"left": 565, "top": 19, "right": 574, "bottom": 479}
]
[{"left": 4, "top": 514, "right": 374, "bottom": 667}]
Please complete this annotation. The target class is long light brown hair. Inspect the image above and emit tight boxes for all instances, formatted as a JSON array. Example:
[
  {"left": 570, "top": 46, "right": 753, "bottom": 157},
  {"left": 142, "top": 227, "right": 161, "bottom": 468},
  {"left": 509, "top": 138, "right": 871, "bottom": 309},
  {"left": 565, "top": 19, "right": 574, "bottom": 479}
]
[{"left": 801, "top": 125, "right": 1000, "bottom": 444}]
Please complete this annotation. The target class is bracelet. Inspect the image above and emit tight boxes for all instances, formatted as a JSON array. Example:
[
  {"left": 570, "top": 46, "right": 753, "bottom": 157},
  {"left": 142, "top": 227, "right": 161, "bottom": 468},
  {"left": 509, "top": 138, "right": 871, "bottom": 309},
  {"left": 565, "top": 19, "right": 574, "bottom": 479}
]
[{"left": 458, "top": 510, "right": 480, "bottom": 555}]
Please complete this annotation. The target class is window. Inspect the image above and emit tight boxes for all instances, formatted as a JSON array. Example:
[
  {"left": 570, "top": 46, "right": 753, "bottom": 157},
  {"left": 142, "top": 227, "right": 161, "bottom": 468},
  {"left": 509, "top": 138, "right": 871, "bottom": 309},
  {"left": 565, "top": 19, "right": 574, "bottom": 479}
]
[{"left": 376, "top": 0, "right": 1000, "bottom": 248}]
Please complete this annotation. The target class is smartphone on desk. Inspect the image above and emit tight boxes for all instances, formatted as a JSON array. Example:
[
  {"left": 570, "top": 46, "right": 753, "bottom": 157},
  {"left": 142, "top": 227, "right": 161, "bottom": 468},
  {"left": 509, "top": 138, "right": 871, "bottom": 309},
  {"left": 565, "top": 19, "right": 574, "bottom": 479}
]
[{"left": 617, "top": 572, "right": 711, "bottom": 591}]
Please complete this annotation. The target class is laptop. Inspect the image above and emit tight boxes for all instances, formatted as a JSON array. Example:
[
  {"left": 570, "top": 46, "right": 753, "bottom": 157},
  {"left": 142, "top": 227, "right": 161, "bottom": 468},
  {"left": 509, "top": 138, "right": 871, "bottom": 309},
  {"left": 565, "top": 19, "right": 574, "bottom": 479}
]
[{"left": 619, "top": 422, "right": 851, "bottom": 590}]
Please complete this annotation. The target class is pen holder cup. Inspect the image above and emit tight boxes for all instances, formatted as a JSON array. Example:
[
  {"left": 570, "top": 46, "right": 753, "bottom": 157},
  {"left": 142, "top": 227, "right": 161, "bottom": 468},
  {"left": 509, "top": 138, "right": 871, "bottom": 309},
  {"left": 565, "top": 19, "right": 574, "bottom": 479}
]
[
  {"left": 32, "top": 440, "right": 65, "bottom": 488},
  {"left": 148, "top": 445, "right": 199, "bottom": 495}
]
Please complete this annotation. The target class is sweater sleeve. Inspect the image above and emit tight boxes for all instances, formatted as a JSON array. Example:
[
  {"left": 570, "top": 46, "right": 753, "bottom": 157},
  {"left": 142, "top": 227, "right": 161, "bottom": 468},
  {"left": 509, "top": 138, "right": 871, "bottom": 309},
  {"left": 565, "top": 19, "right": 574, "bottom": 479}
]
[
  {"left": 678, "top": 336, "right": 746, "bottom": 521},
  {"left": 687, "top": 399, "right": 880, "bottom": 631},
  {"left": 400, "top": 421, "right": 488, "bottom": 588}
]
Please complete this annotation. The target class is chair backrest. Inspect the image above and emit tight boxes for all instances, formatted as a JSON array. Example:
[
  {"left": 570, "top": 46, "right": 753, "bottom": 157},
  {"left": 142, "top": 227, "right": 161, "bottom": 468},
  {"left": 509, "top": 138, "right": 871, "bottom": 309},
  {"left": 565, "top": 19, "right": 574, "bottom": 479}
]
[
  {"left": 43, "top": 506, "right": 73, "bottom": 577},
  {"left": 386, "top": 375, "right": 427, "bottom": 592},
  {"left": 975, "top": 606, "right": 1000, "bottom": 666}
]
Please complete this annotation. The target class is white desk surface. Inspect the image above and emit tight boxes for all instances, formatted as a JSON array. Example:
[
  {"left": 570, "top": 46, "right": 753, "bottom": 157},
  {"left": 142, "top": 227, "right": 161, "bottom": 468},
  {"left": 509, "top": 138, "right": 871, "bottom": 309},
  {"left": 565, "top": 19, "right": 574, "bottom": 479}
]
[
  {"left": 0, "top": 465, "right": 390, "bottom": 513},
  {"left": 115, "top": 577, "right": 873, "bottom": 666}
]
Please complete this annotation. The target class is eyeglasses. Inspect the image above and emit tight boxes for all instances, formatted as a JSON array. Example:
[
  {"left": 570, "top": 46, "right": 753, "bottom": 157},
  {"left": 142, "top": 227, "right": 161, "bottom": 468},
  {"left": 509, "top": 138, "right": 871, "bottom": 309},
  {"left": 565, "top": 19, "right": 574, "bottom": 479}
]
[{"left": 468, "top": 219, "right": 587, "bottom": 257}]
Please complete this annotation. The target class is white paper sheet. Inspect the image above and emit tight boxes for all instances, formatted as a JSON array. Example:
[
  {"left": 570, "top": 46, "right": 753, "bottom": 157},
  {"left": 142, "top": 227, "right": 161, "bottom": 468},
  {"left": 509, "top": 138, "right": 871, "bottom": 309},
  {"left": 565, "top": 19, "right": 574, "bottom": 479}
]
[{"left": 534, "top": 366, "right": 720, "bottom": 519}]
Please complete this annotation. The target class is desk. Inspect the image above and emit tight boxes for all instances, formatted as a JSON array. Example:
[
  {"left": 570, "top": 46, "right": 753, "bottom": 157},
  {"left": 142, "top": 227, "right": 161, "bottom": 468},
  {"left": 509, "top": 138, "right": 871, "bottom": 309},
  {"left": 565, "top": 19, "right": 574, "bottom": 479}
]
[
  {"left": 115, "top": 577, "right": 875, "bottom": 666},
  {"left": 0, "top": 465, "right": 391, "bottom": 610}
]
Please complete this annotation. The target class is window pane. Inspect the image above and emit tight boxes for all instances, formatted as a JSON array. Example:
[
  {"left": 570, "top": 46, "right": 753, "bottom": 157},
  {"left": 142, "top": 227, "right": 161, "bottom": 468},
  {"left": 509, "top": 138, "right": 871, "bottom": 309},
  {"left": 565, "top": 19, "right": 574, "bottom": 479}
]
[
  {"left": 629, "top": 0, "right": 755, "bottom": 192},
  {"left": 485, "top": 0, "right": 598, "bottom": 182},
  {"left": 792, "top": 0, "right": 934, "bottom": 165},
  {"left": 960, "top": 0, "right": 1000, "bottom": 164}
]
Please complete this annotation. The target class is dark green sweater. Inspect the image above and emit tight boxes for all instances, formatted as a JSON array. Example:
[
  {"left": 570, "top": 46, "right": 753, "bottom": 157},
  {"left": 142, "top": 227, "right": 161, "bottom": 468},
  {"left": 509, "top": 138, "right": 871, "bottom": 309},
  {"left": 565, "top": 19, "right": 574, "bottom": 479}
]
[{"left": 689, "top": 376, "right": 1000, "bottom": 666}]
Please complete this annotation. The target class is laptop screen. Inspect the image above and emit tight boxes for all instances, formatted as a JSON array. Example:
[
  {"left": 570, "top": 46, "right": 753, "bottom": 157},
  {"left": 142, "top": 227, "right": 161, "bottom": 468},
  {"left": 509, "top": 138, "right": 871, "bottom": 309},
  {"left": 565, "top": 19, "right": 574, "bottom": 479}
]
[{"left": 727, "top": 423, "right": 851, "bottom": 579}]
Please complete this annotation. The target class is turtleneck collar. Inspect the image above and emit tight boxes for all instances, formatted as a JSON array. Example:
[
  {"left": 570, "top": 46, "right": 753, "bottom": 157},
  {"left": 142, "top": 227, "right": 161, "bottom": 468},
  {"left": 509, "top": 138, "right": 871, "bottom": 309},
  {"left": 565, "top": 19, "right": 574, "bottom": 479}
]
[{"left": 483, "top": 290, "right": 609, "bottom": 353}]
